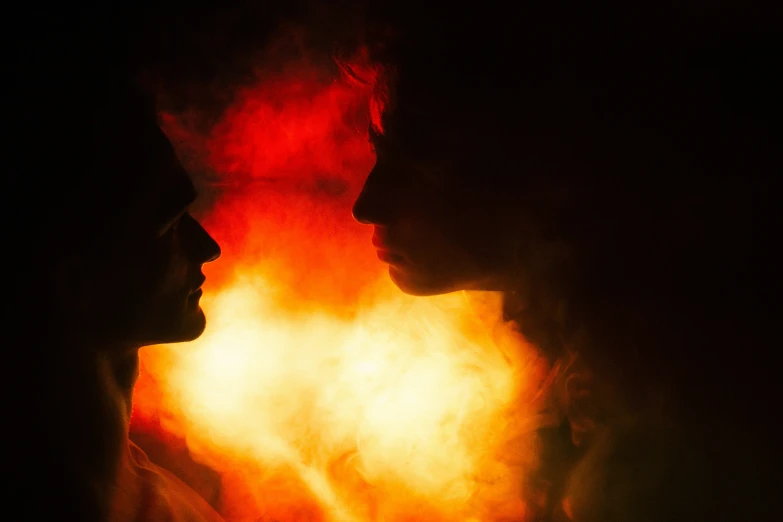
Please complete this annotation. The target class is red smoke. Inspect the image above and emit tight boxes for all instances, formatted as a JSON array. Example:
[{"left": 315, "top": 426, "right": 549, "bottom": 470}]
[{"left": 131, "top": 43, "right": 542, "bottom": 522}]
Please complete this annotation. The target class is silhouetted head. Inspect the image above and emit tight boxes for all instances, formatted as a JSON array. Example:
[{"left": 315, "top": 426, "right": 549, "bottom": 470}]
[
  {"left": 17, "top": 74, "right": 221, "bottom": 349},
  {"left": 353, "top": 5, "right": 778, "bottom": 301}
]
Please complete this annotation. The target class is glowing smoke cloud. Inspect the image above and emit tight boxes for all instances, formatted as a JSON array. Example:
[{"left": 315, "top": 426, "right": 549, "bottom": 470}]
[{"left": 133, "top": 42, "right": 548, "bottom": 522}]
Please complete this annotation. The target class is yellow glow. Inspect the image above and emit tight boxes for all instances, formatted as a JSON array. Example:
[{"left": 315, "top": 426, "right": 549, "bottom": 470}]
[{"left": 143, "top": 274, "right": 545, "bottom": 521}]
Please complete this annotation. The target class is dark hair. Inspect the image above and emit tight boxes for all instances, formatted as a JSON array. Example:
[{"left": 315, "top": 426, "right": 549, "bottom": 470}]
[
  {"left": 370, "top": 9, "right": 780, "bottom": 518},
  {"left": 12, "top": 70, "right": 159, "bottom": 242},
  {"left": 371, "top": 5, "right": 778, "bottom": 178},
  {"left": 8, "top": 10, "right": 163, "bottom": 330},
  {"left": 6, "top": 13, "right": 163, "bottom": 520},
  {"left": 368, "top": 0, "right": 780, "bottom": 469}
]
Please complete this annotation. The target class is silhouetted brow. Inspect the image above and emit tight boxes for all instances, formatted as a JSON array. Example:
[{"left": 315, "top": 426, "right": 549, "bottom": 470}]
[
  {"left": 159, "top": 184, "right": 197, "bottom": 226},
  {"left": 151, "top": 133, "right": 199, "bottom": 228},
  {"left": 151, "top": 162, "right": 198, "bottom": 233}
]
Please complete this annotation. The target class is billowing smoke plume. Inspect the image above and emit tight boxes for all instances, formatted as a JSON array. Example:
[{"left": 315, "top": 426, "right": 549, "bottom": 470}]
[{"left": 130, "top": 6, "right": 549, "bottom": 521}]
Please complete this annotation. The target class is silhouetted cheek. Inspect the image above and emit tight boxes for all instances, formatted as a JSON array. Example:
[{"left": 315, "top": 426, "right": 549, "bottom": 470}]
[
  {"left": 146, "top": 251, "right": 190, "bottom": 312},
  {"left": 108, "top": 243, "right": 185, "bottom": 328}
]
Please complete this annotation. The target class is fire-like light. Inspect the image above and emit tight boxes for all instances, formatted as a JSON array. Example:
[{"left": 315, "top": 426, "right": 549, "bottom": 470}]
[{"left": 132, "top": 51, "right": 549, "bottom": 522}]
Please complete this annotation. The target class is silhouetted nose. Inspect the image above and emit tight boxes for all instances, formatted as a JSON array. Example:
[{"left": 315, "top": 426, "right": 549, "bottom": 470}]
[
  {"left": 352, "top": 166, "right": 394, "bottom": 226},
  {"left": 183, "top": 214, "right": 221, "bottom": 264},
  {"left": 201, "top": 232, "right": 221, "bottom": 263}
]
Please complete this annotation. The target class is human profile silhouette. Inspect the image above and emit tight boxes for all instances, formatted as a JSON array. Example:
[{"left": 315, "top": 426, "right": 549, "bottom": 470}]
[
  {"left": 353, "top": 4, "right": 779, "bottom": 520},
  {"left": 9, "top": 44, "right": 224, "bottom": 522}
]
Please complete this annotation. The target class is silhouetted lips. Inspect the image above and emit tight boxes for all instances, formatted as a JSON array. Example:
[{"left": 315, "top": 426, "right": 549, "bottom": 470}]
[
  {"left": 188, "top": 288, "right": 204, "bottom": 300},
  {"left": 371, "top": 231, "right": 384, "bottom": 249},
  {"left": 189, "top": 275, "right": 207, "bottom": 296},
  {"left": 376, "top": 249, "right": 406, "bottom": 264},
  {"left": 372, "top": 231, "right": 406, "bottom": 264}
]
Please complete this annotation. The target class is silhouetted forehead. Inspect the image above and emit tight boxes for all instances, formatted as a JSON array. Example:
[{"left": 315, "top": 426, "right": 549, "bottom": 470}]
[
  {"left": 120, "top": 124, "right": 197, "bottom": 233},
  {"left": 80, "top": 97, "right": 198, "bottom": 237},
  {"left": 148, "top": 140, "right": 198, "bottom": 228}
]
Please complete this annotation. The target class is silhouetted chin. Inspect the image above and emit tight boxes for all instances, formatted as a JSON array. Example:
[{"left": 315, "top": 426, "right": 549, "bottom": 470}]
[
  {"left": 388, "top": 266, "right": 464, "bottom": 297},
  {"left": 143, "top": 308, "right": 207, "bottom": 346},
  {"left": 176, "top": 308, "right": 208, "bottom": 343}
]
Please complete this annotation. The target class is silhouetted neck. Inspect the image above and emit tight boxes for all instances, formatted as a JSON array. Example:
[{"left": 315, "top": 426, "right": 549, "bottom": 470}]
[{"left": 93, "top": 342, "right": 141, "bottom": 419}]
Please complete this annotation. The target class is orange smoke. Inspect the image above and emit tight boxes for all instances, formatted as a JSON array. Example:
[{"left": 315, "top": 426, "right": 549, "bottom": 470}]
[{"left": 132, "top": 50, "right": 548, "bottom": 522}]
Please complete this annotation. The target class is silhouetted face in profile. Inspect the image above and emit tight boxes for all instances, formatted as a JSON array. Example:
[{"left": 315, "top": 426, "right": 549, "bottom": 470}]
[
  {"left": 350, "top": 20, "right": 610, "bottom": 298},
  {"left": 349, "top": 22, "right": 586, "bottom": 297},
  {"left": 351, "top": 98, "right": 569, "bottom": 296},
  {"left": 53, "top": 92, "right": 221, "bottom": 347},
  {"left": 353, "top": 122, "right": 509, "bottom": 295}
]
